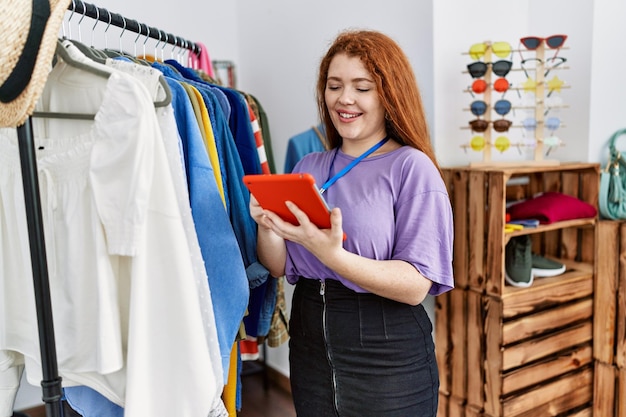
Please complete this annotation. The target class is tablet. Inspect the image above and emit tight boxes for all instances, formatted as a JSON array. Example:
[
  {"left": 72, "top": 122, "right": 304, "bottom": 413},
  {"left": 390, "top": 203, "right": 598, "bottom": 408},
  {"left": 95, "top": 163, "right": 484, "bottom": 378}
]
[{"left": 243, "top": 173, "right": 333, "bottom": 230}]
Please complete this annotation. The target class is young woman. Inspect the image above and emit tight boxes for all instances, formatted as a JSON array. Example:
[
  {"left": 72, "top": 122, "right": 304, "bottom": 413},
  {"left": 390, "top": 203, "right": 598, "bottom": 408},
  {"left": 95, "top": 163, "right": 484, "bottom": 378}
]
[{"left": 249, "top": 29, "right": 454, "bottom": 417}]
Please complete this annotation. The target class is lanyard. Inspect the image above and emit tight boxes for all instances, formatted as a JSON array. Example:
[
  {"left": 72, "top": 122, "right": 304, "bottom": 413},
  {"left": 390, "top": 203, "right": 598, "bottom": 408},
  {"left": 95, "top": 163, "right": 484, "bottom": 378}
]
[{"left": 319, "top": 137, "right": 389, "bottom": 194}]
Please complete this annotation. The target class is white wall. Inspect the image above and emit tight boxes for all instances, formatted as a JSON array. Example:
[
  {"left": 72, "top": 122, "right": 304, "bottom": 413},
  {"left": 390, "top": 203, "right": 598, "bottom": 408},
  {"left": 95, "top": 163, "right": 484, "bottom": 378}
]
[
  {"left": 13, "top": 0, "right": 626, "bottom": 410},
  {"left": 235, "top": 0, "right": 434, "bottom": 175},
  {"left": 588, "top": 0, "right": 626, "bottom": 166}
]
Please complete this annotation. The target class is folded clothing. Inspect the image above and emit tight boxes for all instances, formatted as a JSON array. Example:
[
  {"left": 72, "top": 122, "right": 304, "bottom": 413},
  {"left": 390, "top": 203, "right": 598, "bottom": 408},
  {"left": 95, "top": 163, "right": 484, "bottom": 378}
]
[{"left": 507, "top": 192, "right": 597, "bottom": 224}]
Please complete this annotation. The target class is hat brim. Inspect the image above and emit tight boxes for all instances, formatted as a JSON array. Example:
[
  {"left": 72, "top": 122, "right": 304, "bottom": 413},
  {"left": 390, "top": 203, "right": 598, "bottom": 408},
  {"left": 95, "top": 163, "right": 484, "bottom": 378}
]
[{"left": 0, "top": 0, "right": 72, "bottom": 128}]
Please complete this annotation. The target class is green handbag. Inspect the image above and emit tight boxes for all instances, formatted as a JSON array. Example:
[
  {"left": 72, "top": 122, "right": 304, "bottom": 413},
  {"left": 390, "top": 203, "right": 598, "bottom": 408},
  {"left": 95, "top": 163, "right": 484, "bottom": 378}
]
[{"left": 599, "top": 128, "right": 626, "bottom": 220}]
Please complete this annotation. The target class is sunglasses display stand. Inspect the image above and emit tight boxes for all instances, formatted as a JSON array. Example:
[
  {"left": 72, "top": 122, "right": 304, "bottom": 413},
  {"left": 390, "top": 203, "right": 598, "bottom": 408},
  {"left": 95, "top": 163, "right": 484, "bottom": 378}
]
[
  {"left": 464, "top": 41, "right": 566, "bottom": 167},
  {"left": 465, "top": 41, "right": 496, "bottom": 165},
  {"left": 525, "top": 43, "right": 555, "bottom": 164}
]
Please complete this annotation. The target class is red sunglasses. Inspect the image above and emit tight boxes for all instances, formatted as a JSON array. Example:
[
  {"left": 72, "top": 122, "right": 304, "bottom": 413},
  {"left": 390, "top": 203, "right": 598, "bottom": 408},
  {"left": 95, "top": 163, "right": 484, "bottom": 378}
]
[{"left": 520, "top": 35, "right": 567, "bottom": 50}]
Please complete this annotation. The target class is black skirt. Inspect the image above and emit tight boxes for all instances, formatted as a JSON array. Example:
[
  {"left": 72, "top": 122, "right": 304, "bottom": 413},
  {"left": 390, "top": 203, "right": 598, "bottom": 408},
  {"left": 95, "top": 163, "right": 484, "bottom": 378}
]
[{"left": 289, "top": 278, "right": 439, "bottom": 417}]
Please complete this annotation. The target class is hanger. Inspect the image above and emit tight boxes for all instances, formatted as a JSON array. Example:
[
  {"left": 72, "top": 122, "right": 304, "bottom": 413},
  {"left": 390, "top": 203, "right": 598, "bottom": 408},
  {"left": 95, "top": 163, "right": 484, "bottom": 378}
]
[
  {"left": 37, "top": 3, "right": 173, "bottom": 117},
  {"left": 101, "top": 13, "right": 126, "bottom": 58},
  {"left": 33, "top": 40, "right": 111, "bottom": 120},
  {"left": 86, "top": 13, "right": 172, "bottom": 108},
  {"left": 70, "top": 1, "right": 105, "bottom": 63},
  {"left": 68, "top": 3, "right": 106, "bottom": 64}
]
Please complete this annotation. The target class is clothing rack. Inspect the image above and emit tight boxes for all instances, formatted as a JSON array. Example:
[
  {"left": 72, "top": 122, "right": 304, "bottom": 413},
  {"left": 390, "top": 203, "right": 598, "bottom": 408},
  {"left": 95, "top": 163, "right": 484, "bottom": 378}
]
[
  {"left": 15, "top": 3, "right": 199, "bottom": 416},
  {"left": 68, "top": 0, "right": 201, "bottom": 55}
]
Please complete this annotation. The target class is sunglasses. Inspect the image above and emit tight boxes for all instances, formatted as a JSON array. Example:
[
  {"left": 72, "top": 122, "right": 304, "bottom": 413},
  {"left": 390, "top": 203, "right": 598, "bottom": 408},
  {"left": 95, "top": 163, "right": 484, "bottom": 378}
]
[
  {"left": 469, "top": 41, "right": 512, "bottom": 60},
  {"left": 468, "top": 135, "right": 486, "bottom": 151},
  {"left": 543, "top": 136, "right": 561, "bottom": 147},
  {"left": 493, "top": 77, "right": 509, "bottom": 93},
  {"left": 468, "top": 79, "right": 510, "bottom": 96},
  {"left": 547, "top": 75, "right": 565, "bottom": 97},
  {"left": 470, "top": 79, "right": 487, "bottom": 94},
  {"left": 469, "top": 119, "right": 512, "bottom": 133},
  {"left": 494, "top": 99, "right": 512, "bottom": 116},
  {"left": 494, "top": 136, "right": 511, "bottom": 153},
  {"left": 520, "top": 35, "right": 567, "bottom": 50},
  {"left": 467, "top": 60, "right": 513, "bottom": 78},
  {"left": 470, "top": 99, "right": 511, "bottom": 117},
  {"left": 543, "top": 136, "right": 562, "bottom": 156},
  {"left": 522, "top": 116, "right": 561, "bottom": 132},
  {"left": 520, "top": 73, "right": 566, "bottom": 98},
  {"left": 465, "top": 135, "right": 511, "bottom": 153},
  {"left": 521, "top": 57, "right": 567, "bottom": 78},
  {"left": 470, "top": 100, "right": 487, "bottom": 116}
]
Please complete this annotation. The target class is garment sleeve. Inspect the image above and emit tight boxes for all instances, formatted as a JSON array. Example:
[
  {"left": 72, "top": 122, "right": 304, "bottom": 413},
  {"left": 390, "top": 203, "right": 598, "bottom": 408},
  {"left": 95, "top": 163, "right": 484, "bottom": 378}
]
[
  {"left": 392, "top": 162, "right": 454, "bottom": 296},
  {"left": 89, "top": 73, "right": 157, "bottom": 256}
]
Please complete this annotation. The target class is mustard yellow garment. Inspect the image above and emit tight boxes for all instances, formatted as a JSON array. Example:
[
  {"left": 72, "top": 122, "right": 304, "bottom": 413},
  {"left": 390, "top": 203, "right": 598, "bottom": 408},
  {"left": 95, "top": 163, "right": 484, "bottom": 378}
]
[
  {"left": 180, "top": 82, "right": 226, "bottom": 206},
  {"left": 221, "top": 343, "right": 239, "bottom": 417}
]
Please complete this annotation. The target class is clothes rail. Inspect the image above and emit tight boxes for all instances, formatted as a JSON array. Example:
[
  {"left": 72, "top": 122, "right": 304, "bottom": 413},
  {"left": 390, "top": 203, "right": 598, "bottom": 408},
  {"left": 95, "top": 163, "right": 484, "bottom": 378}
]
[
  {"left": 15, "top": 3, "right": 200, "bottom": 416},
  {"left": 17, "top": 119, "right": 64, "bottom": 417},
  {"left": 68, "top": 0, "right": 201, "bottom": 55}
]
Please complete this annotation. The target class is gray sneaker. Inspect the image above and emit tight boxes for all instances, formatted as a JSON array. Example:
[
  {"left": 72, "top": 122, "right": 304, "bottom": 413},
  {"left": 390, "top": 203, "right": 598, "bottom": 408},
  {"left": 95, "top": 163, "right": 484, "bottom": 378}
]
[
  {"left": 531, "top": 254, "right": 566, "bottom": 277},
  {"left": 505, "top": 235, "right": 533, "bottom": 287}
]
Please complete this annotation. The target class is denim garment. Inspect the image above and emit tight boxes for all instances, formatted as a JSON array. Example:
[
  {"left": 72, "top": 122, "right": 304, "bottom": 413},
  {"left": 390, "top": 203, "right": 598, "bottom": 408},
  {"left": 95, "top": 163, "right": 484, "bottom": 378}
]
[
  {"left": 165, "top": 60, "right": 261, "bottom": 177},
  {"left": 164, "top": 59, "right": 231, "bottom": 121},
  {"left": 64, "top": 387, "right": 123, "bottom": 417},
  {"left": 154, "top": 62, "right": 261, "bottom": 272},
  {"left": 155, "top": 62, "right": 271, "bottom": 350},
  {"left": 164, "top": 77, "right": 249, "bottom": 381}
]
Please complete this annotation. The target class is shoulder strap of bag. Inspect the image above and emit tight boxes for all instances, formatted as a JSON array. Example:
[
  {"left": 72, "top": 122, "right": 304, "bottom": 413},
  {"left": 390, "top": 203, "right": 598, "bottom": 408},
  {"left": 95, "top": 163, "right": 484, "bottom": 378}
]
[
  {"left": 599, "top": 170, "right": 617, "bottom": 219},
  {"left": 608, "top": 128, "right": 626, "bottom": 160}
]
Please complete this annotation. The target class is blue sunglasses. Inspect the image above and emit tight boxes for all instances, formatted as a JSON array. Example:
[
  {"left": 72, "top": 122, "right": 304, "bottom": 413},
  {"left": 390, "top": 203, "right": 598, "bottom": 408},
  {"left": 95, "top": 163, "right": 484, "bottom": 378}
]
[{"left": 470, "top": 100, "right": 511, "bottom": 117}]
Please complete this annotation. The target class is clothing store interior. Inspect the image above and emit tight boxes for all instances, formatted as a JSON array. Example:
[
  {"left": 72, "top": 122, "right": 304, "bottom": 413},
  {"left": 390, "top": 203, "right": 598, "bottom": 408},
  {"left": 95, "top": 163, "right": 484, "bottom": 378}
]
[{"left": 2, "top": 0, "right": 625, "bottom": 416}]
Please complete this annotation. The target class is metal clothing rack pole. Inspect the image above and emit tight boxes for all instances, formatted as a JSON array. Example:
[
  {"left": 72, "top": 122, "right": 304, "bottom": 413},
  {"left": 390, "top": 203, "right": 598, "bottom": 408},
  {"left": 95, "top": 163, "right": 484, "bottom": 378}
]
[
  {"left": 68, "top": 0, "right": 201, "bottom": 55},
  {"left": 17, "top": 119, "right": 64, "bottom": 417},
  {"left": 15, "top": 3, "right": 201, "bottom": 417}
]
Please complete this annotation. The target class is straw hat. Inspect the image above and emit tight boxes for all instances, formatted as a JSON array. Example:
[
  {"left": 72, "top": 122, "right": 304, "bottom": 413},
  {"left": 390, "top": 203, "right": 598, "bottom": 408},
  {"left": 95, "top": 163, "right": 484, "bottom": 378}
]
[{"left": 0, "top": 0, "right": 71, "bottom": 127}]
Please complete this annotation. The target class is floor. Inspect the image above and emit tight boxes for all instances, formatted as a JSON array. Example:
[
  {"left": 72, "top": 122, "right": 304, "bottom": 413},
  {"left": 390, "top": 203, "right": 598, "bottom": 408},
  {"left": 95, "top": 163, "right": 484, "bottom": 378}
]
[{"left": 238, "top": 364, "right": 296, "bottom": 417}]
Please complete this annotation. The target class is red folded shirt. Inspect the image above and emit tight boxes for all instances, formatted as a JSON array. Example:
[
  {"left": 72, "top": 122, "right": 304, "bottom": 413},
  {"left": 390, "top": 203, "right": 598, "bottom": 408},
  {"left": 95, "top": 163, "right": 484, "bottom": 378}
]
[{"left": 507, "top": 192, "right": 597, "bottom": 224}]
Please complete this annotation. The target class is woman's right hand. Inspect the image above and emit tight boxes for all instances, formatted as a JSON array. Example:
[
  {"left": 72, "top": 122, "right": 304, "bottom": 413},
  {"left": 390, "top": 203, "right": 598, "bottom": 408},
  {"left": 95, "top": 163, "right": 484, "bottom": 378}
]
[
  {"left": 249, "top": 194, "right": 273, "bottom": 230},
  {"left": 249, "top": 194, "right": 288, "bottom": 277}
]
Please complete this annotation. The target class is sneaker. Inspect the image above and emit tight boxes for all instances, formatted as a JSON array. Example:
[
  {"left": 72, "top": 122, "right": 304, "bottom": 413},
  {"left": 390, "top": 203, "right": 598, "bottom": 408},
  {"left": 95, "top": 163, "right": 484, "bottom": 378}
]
[
  {"left": 505, "top": 235, "right": 533, "bottom": 287},
  {"left": 531, "top": 254, "right": 566, "bottom": 277}
]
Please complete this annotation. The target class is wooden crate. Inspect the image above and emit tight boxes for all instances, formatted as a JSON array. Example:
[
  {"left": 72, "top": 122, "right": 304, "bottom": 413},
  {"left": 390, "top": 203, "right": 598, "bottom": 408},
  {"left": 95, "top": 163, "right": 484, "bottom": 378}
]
[
  {"left": 594, "top": 361, "right": 616, "bottom": 417},
  {"left": 444, "top": 163, "right": 599, "bottom": 296},
  {"left": 615, "top": 368, "right": 626, "bottom": 417},
  {"left": 437, "top": 163, "right": 600, "bottom": 417},
  {"left": 594, "top": 221, "right": 626, "bottom": 368},
  {"left": 594, "top": 221, "right": 620, "bottom": 365},
  {"left": 616, "top": 222, "right": 626, "bottom": 369},
  {"left": 592, "top": 221, "right": 626, "bottom": 417}
]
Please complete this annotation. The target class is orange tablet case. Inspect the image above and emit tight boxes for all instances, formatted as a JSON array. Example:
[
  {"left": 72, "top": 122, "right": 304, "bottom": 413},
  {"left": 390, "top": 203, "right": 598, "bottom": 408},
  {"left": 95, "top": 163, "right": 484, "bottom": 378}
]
[{"left": 243, "top": 173, "right": 333, "bottom": 229}]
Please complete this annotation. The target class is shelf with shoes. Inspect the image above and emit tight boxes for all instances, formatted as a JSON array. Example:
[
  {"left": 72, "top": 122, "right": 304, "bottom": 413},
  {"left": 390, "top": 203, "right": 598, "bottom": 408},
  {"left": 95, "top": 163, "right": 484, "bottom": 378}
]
[
  {"left": 436, "top": 162, "right": 599, "bottom": 417},
  {"left": 504, "top": 235, "right": 568, "bottom": 289}
]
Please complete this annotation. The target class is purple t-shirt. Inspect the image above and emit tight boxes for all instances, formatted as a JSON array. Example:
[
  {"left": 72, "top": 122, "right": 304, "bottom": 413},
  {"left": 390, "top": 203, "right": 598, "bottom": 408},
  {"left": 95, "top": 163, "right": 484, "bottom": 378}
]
[{"left": 286, "top": 145, "right": 454, "bottom": 296}]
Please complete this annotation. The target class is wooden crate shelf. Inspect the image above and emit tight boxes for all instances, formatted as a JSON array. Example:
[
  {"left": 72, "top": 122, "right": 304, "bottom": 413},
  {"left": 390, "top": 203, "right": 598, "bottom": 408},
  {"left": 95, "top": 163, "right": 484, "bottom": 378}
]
[
  {"left": 437, "top": 163, "right": 600, "bottom": 417},
  {"left": 592, "top": 220, "right": 626, "bottom": 417}
]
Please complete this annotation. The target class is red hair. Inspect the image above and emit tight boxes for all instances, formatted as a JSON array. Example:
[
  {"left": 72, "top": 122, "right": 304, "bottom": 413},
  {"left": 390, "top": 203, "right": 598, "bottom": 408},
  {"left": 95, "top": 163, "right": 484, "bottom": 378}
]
[{"left": 316, "top": 30, "right": 440, "bottom": 172}]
